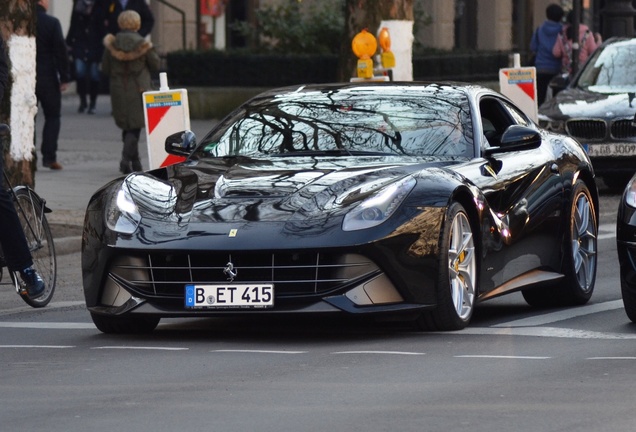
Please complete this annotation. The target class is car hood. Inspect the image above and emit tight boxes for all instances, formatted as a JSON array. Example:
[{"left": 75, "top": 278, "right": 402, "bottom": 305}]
[
  {"left": 540, "top": 87, "right": 636, "bottom": 120},
  {"left": 124, "top": 155, "right": 458, "bottom": 227}
]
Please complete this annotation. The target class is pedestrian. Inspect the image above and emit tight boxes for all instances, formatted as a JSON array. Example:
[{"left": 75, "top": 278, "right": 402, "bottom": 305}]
[
  {"left": 102, "top": 10, "right": 160, "bottom": 174},
  {"left": 94, "top": 0, "right": 155, "bottom": 39},
  {"left": 66, "top": 0, "right": 102, "bottom": 114},
  {"left": 0, "top": 34, "right": 46, "bottom": 299},
  {"left": 530, "top": 3, "right": 564, "bottom": 106},
  {"left": 36, "top": 0, "right": 70, "bottom": 170},
  {"left": 553, "top": 11, "right": 602, "bottom": 76}
]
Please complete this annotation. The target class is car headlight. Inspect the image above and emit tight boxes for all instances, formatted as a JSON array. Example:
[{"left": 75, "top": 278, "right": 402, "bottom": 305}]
[
  {"left": 342, "top": 177, "right": 416, "bottom": 231},
  {"left": 105, "top": 182, "right": 141, "bottom": 234},
  {"left": 624, "top": 175, "right": 636, "bottom": 209}
]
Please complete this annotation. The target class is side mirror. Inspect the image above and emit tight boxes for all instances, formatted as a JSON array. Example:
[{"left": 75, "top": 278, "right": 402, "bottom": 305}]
[
  {"left": 549, "top": 73, "right": 570, "bottom": 92},
  {"left": 485, "top": 125, "right": 541, "bottom": 156},
  {"left": 165, "top": 130, "right": 197, "bottom": 156}
]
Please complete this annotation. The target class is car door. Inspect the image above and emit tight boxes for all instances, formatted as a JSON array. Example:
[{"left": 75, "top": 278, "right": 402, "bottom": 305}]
[{"left": 458, "top": 95, "right": 565, "bottom": 294}]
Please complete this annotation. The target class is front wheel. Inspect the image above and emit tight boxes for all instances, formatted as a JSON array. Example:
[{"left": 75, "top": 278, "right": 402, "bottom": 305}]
[
  {"left": 12, "top": 188, "right": 56, "bottom": 308},
  {"left": 416, "top": 202, "right": 477, "bottom": 331},
  {"left": 523, "top": 180, "right": 597, "bottom": 307}
]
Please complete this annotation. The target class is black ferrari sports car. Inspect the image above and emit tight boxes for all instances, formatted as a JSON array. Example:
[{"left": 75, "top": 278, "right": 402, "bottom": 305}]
[{"left": 82, "top": 82, "right": 599, "bottom": 334}]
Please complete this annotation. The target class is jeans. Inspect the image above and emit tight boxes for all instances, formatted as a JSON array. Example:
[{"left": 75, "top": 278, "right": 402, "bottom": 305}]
[{"left": 74, "top": 58, "right": 100, "bottom": 82}]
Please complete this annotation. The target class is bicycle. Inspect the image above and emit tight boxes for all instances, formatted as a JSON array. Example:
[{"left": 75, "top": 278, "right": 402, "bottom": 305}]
[{"left": 0, "top": 123, "right": 56, "bottom": 307}]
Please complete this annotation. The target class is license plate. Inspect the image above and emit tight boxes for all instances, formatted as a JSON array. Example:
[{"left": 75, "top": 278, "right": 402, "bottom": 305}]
[
  {"left": 185, "top": 284, "right": 274, "bottom": 309},
  {"left": 584, "top": 143, "right": 636, "bottom": 157}
]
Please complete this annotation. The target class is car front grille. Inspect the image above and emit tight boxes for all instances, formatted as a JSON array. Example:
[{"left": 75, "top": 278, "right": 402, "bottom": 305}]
[
  {"left": 564, "top": 118, "right": 636, "bottom": 141},
  {"left": 566, "top": 119, "right": 606, "bottom": 140},
  {"left": 108, "top": 252, "right": 380, "bottom": 298},
  {"left": 610, "top": 119, "right": 636, "bottom": 139}
]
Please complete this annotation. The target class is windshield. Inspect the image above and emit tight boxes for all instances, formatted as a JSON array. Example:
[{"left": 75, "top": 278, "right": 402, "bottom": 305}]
[
  {"left": 194, "top": 86, "right": 474, "bottom": 159},
  {"left": 577, "top": 41, "right": 636, "bottom": 92}
]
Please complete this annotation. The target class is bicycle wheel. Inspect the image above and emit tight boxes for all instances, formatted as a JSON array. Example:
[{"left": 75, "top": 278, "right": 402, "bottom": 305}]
[{"left": 12, "top": 188, "right": 56, "bottom": 307}]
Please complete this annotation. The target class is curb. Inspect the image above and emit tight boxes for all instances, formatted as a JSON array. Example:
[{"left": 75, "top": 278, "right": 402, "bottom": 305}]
[{"left": 54, "top": 236, "right": 82, "bottom": 256}]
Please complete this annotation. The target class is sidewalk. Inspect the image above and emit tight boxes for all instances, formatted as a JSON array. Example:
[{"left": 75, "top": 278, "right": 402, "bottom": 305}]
[{"left": 34, "top": 94, "right": 214, "bottom": 255}]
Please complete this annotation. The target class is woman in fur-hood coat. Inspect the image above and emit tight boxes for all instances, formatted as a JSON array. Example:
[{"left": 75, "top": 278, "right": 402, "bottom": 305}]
[{"left": 102, "top": 10, "right": 160, "bottom": 173}]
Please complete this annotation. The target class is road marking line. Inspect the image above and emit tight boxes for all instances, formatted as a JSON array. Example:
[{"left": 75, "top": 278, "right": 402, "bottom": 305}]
[
  {"left": 0, "top": 322, "right": 95, "bottom": 329},
  {"left": 331, "top": 351, "right": 425, "bottom": 356},
  {"left": 493, "top": 300, "right": 623, "bottom": 327},
  {"left": 92, "top": 346, "right": 189, "bottom": 351},
  {"left": 0, "top": 345, "right": 75, "bottom": 349},
  {"left": 211, "top": 349, "right": 307, "bottom": 354},
  {"left": 456, "top": 326, "right": 636, "bottom": 339},
  {"left": 587, "top": 357, "right": 636, "bottom": 360},
  {"left": 455, "top": 355, "right": 550, "bottom": 359}
]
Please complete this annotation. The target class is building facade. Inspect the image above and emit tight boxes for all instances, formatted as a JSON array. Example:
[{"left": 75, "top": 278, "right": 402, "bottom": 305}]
[{"left": 50, "top": 1, "right": 626, "bottom": 57}]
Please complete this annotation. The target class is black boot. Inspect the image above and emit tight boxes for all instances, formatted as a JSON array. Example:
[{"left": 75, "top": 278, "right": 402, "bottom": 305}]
[
  {"left": 77, "top": 79, "right": 87, "bottom": 113},
  {"left": 119, "top": 160, "right": 132, "bottom": 174},
  {"left": 131, "top": 158, "right": 143, "bottom": 172},
  {"left": 121, "top": 130, "right": 139, "bottom": 174},
  {"left": 87, "top": 79, "right": 99, "bottom": 114}
]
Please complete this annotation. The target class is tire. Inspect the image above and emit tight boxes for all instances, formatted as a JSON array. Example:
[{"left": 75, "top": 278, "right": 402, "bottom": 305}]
[
  {"left": 416, "top": 202, "right": 477, "bottom": 331},
  {"left": 13, "top": 188, "right": 56, "bottom": 308},
  {"left": 522, "top": 180, "right": 597, "bottom": 307},
  {"left": 91, "top": 312, "right": 160, "bottom": 334}
]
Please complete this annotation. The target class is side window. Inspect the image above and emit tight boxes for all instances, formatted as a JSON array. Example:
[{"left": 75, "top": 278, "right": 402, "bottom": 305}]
[{"left": 479, "top": 97, "right": 513, "bottom": 148}]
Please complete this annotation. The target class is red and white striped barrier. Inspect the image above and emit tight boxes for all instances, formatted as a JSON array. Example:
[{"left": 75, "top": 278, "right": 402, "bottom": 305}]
[
  {"left": 498, "top": 54, "right": 538, "bottom": 122},
  {"left": 143, "top": 73, "right": 191, "bottom": 169}
]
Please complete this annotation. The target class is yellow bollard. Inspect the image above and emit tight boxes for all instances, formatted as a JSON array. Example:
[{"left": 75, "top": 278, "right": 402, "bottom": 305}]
[
  {"left": 352, "top": 29, "right": 377, "bottom": 79},
  {"left": 378, "top": 27, "right": 396, "bottom": 69}
]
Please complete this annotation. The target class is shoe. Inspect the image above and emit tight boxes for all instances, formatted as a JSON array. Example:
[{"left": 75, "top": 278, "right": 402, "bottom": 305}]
[
  {"left": 87, "top": 106, "right": 95, "bottom": 115},
  {"left": 119, "top": 160, "right": 132, "bottom": 174},
  {"left": 78, "top": 103, "right": 87, "bottom": 113},
  {"left": 131, "top": 158, "right": 143, "bottom": 172},
  {"left": 43, "top": 161, "right": 63, "bottom": 170},
  {"left": 17, "top": 266, "right": 45, "bottom": 298}
]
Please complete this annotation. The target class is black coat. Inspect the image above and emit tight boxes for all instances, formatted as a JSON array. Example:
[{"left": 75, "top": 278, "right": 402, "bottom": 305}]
[
  {"left": 66, "top": 0, "right": 103, "bottom": 63},
  {"left": 36, "top": 5, "right": 70, "bottom": 85},
  {"left": 94, "top": 0, "right": 155, "bottom": 38}
]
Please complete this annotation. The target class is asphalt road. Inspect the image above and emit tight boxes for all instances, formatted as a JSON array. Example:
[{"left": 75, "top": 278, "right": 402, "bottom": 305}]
[
  {"left": 0, "top": 96, "right": 634, "bottom": 431},
  {"left": 0, "top": 213, "right": 633, "bottom": 432}
]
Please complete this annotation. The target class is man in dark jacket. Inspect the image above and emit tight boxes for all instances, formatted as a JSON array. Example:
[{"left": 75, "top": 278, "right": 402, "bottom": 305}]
[
  {"left": 95, "top": 0, "right": 155, "bottom": 38},
  {"left": 0, "top": 34, "right": 46, "bottom": 299},
  {"left": 36, "top": 0, "right": 70, "bottom": 170}
]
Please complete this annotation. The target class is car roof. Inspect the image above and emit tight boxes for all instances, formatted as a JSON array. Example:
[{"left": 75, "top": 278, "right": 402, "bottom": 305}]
[{"left": 254, "top": 81, "right": 499, "bottom": 102}]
